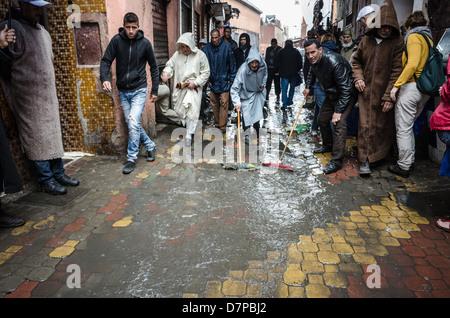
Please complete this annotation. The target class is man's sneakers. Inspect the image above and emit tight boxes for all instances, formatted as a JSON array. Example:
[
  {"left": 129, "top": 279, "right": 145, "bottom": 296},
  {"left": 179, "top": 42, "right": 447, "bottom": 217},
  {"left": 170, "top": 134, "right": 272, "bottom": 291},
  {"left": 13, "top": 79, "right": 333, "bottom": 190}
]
[
  {"left": 39, "top": 180, "right": 68, "bottom": 195},
  {"left": 323, "top": 160, "right": 342, "bottom": 174},
  {"left": 122, "top": 161, "right": 135, "bottom": 174},
  {"left": 56, "top": 174, "right": 80, "bottom": 187},
  {"left": 39, "top": 174, "right": 80, "bottom": 195},
  {"left": 147, "top": 148, "right": 156, "bottom": 162},
  {"left": 123, "top": 148, "right": 157, "bottom": 174},
  {"left": 359, "top": 160, "right": 371, "bottom": 176}
]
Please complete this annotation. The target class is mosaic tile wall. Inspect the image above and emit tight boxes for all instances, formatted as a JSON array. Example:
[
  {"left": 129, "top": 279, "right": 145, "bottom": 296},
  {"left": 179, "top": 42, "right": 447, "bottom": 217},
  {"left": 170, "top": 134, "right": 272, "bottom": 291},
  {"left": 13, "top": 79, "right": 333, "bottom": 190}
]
[{"left": 1, "top": 0, "right": 116, "bottom": 186}]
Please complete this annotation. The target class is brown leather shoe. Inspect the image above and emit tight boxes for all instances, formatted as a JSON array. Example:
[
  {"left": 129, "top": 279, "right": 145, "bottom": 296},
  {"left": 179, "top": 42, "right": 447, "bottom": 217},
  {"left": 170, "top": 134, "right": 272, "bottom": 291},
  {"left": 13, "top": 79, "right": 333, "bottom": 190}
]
[{"left": 0, "top": 213, "right": 25, "bottom": 228}]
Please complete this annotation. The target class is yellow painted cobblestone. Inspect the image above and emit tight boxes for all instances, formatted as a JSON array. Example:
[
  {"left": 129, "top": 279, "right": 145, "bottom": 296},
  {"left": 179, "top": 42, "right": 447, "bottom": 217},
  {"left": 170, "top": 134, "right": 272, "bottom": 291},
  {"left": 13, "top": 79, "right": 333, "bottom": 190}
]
[
  {"left": 302, "top": 260, "right": 324, "bottom": 274},
  {"left": 222, "top": 279, "right": 247, "bottom": 296},
  {"left": 247, "top": 284, "right": 263, "bottom": 297},
  {"left": 305, "top": 284, "right": 331, "bottom": 298},
  {"left": 317, "top": 251, "right": 340, "bottom": 264},
  {"left": 49, "top": 240, "right": 79, "bottom": 258},
  {"left": 297, "top": 241, "right": 318, "bottom": 253},
  {"left": 0, "top": 246, "right": 23, "bottom": 266},
  {"left": 332, "top": 242, "right": 354, "bottom": 254},
  {"left": 284, "top": 264, "right": 307, "bottom": 285},
  {"left": 205, "top": 281, "right": 222, "bottom": 298},
  {"left": 112, "top": 216, "right": 133, "bottom": 228},
  {"left": 288, "top": 285, "right": 305, "bottom": 298},
  {"left": 186, "top": 186, "right": 431, "bottom": 298},
  {"left": 323, "top": 272, "right": 348, "bottom": 288}
]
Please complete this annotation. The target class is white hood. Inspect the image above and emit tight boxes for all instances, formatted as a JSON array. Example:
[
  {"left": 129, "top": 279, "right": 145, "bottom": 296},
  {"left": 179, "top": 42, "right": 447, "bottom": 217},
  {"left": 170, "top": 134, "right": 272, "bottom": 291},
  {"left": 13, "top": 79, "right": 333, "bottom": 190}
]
[{"left": 176, "top": 32, "right": 198, "bottom": 53}]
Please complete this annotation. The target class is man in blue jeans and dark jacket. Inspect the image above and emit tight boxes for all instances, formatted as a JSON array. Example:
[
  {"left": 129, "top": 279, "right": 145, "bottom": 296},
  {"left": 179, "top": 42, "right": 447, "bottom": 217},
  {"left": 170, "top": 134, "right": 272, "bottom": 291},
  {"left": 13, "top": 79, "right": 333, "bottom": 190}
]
[
  {"left": 275, "top": 39, "right": 303, "bottom": 110},
  {"left": 100, "top": 12, "right": 159, "bottom": 174}
]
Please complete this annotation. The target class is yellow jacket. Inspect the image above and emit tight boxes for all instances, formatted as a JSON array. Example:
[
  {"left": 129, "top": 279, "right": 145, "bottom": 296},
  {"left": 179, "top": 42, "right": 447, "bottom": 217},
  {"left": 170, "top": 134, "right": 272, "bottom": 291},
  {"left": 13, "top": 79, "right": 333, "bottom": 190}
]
[{"left": 394, "top": 33, "right": 432, "bottom": 88}]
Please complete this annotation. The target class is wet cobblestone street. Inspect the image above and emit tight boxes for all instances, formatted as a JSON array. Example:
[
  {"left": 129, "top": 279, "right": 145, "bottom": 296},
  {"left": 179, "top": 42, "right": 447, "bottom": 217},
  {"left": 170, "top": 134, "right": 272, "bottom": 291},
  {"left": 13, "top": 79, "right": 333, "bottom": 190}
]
[{"left": 1, "top": 88, "right": 450, "bottom": 299}]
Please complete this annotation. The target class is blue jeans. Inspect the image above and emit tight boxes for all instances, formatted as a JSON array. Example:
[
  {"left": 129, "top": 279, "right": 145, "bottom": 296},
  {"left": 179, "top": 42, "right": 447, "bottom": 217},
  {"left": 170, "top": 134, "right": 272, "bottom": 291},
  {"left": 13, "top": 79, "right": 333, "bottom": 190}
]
[
  {"left": 281, "top": 77, "right": 297, "bottom": 108},
  {"left": 119, "top": 88, "right": 155, "bottom": 162},
  {"left": 312, "top": 81, "right": 325, "bottom": 134},
  {"left": 33, "top": 158, "right": 65, "bottom": 184}
]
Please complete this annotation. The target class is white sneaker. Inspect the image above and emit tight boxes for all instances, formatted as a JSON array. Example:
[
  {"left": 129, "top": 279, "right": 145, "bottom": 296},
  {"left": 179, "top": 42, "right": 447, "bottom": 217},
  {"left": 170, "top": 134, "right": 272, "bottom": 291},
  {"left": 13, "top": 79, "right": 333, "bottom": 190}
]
[{"left": 359, "top": 160, "right": 371, "bottom": 175}]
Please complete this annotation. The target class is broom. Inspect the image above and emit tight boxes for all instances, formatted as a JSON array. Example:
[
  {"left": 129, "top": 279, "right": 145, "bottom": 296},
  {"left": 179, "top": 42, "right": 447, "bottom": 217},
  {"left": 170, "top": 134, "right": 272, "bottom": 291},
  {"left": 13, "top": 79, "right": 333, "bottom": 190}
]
[
  {"left": 236, "top": 109, "right": 256, "bottom": 170},
  {"left": 223, "top": 109, "right": 255, "bottom": 171},
  {"left": 263, "top": 98, "right": 306, "bottom": 171}
]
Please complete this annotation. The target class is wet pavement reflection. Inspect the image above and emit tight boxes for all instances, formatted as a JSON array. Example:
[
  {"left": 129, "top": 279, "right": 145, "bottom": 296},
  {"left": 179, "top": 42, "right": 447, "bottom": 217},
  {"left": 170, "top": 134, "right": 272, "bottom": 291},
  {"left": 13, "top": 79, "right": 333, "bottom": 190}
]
[{"left": 1, "top": 86, "right": 449, "bottom": 298}]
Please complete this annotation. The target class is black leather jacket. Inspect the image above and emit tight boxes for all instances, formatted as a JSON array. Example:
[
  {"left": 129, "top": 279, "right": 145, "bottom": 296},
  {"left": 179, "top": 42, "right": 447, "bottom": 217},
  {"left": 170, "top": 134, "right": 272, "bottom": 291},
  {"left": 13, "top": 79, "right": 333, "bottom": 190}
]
[{"left": 306, "top": 49, "right": 356, "bottom": 113}]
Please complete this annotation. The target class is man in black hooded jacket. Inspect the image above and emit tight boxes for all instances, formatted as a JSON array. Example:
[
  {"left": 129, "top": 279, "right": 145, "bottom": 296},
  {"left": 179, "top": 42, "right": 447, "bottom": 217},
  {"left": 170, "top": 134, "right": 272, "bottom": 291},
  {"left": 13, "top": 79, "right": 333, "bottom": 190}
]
[
  {"left": 234, "top": 33, "right": 251, "bottom": 70},
  {"left": 100, "top": 12, "right": 159, "bottom": 175}
]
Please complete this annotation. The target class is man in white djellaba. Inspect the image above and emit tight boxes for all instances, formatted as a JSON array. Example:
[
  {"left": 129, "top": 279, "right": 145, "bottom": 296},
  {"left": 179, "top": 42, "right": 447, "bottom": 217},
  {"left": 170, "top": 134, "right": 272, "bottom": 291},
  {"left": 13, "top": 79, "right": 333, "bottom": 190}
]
[{"left": 161, "top": 33, "right": 210, "bottom": 145}]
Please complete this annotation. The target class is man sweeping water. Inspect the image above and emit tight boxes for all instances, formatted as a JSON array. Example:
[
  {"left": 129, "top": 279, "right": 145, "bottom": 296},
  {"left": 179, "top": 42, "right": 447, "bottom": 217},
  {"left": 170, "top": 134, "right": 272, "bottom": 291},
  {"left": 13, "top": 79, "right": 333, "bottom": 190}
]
[{"left": 231, "top": 47, "right": 267, "bottom": 144}]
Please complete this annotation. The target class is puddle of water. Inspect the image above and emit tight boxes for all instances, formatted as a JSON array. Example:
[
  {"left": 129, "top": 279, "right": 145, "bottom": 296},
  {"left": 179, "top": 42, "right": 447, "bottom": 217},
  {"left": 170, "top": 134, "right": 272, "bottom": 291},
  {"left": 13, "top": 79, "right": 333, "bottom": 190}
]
[{"left": 395, "top": 190, "right": 450, "bottom": 218}]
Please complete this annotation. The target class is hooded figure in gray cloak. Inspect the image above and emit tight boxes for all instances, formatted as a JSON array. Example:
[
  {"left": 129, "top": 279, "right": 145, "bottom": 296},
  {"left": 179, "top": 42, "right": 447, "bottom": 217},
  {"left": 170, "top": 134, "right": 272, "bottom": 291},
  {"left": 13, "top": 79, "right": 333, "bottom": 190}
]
[{"left": 231, "top": 47, "right": 267, "bottom": 134}]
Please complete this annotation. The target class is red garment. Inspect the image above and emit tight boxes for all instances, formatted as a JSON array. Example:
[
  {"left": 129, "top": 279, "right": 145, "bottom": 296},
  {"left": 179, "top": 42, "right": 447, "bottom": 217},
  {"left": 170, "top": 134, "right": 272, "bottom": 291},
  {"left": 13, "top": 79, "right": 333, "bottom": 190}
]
[{"left": 430, "top": 54, "right": 450, "bottom": 131}]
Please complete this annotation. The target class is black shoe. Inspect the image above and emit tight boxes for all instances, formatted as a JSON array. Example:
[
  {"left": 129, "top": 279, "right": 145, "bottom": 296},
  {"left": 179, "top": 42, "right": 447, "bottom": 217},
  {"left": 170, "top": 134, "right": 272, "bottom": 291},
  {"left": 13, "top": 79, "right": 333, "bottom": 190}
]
[
  {"left": 388, "top": 164, "right": 409, "bottom": 178},
  {"left": 55, "top": 174, "right": 80, "bottom": 187},
  {"left": 313, "top": 147, "right": 332, "bottom": 154},
  {"left": 323, "top": 161, "right": 342, "bottom": 174},
  {"left": 0, "top": 213, "right": 25, "bottom": 228},
  {"left": 39, "top": 180, "right": 67, "bottom": 195},
  {"left": 147, "top": 149, "right": 156, "bottom": 162},
  {"left": 123, "top": 161, "right": 135, "bottom": 174}
]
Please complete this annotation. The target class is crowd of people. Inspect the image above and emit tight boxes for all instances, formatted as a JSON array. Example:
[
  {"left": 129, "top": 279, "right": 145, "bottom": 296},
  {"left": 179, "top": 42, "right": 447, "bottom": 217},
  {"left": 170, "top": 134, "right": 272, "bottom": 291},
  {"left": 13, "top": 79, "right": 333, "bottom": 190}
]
[{"left": 0, "top": 0, "right": 448, "bottom": 232}]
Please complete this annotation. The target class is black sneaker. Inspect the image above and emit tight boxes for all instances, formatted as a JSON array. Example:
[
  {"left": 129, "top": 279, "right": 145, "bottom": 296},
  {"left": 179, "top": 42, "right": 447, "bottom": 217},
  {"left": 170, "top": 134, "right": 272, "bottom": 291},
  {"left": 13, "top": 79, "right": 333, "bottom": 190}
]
[
  {"left": 147, "top": 149, "right": 156, "bottom": 162},
  {"left": 55, "top": 174, "right": 80, "bottom": 187},
  {"left": 323, "top": 160, "right": 342, "bottom": 174},
  {"left": 39, "top": 180, "right": 67, "bottom": 195},
  {"left": 123, "top": 161, "right": 135, "bottom": 174}
]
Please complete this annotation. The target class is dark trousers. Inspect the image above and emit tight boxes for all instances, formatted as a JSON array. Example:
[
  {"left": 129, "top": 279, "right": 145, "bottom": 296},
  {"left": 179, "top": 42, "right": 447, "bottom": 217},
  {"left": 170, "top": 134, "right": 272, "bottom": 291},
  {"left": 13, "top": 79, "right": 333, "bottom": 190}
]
[
  {"left": 266, "top": 69, "right": 281, "bottom": 99},
  {"left": 243, "top": 120, "right": 261, "bottom": 138},
  {"left": 32, "top": 158, "right": 65, "bottom": 184},
  {"left": 318, "top": 96, "right": 355, "bottom": 162}
]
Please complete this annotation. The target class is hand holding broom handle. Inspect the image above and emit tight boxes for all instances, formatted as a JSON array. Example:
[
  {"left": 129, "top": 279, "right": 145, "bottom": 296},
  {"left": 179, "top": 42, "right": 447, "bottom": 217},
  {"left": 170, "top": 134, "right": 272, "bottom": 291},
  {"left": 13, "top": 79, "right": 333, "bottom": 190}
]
[
  {"left": 237, "top": 109, "right": 242, "bottom": 164},
  {"left": 280, "top": 98, "right": 306, "bottom": 161}
]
